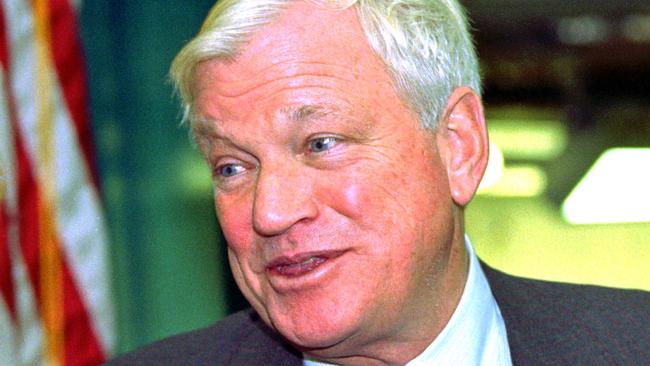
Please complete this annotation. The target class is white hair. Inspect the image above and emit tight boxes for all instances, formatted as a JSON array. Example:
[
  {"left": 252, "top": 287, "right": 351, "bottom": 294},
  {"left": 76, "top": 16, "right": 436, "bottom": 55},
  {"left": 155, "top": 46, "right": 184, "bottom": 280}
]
[{"left": 170, "top": 0, "right": 481, "bottom": 130}]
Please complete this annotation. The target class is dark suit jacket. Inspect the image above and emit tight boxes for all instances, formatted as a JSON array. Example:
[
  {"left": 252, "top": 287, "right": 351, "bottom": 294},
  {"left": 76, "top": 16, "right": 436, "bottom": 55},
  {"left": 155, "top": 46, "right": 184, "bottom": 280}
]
[{"left": 107, "top": 263, "right": 650, "bottom": 365}]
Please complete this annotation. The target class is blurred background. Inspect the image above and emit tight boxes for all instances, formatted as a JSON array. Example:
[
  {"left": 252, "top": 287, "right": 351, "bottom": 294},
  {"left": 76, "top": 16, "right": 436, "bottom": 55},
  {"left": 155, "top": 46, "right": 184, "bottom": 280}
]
[{"left": 75, "top": 0, "right": 650, "bottom": 357}]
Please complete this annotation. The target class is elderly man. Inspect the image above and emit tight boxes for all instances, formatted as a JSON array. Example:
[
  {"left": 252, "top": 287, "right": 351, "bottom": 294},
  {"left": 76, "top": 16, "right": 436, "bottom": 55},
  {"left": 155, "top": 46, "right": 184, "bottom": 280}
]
[{"left": 109, "top": 0, "right": 650, "bottom": 365}]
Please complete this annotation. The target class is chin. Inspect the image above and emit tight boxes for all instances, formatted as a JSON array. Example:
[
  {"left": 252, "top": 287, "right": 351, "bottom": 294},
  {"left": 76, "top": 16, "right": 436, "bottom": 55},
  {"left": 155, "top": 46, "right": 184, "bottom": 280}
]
[
  {"left": 265, "top": 298, "right": 363, "bottom": 351},
  {"left": 286, "top": 329, "right": 350, "bottom": 351}
]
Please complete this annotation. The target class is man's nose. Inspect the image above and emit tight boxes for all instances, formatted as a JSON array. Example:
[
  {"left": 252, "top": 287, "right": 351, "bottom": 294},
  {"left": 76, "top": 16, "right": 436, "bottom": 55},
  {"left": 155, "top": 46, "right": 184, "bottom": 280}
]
[{"left": 252, "top": 165, "right": 318, "bottom": 237}]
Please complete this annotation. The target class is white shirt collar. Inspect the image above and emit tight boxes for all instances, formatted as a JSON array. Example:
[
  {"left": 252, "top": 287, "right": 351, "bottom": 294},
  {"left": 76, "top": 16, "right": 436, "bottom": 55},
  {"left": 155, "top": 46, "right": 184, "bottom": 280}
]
[
  {"left": 304, "top": 236, "right": 512, "bottom": 366},
  {"left": 405, "top": 236, "right": 512, "bottom": 365}
]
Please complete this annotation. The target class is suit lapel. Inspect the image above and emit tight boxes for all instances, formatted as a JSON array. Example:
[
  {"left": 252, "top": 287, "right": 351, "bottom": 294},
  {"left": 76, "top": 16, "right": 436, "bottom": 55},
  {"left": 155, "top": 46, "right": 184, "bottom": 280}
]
[{"left": 227, "top": 312, "right": 303, "bottom": 366}]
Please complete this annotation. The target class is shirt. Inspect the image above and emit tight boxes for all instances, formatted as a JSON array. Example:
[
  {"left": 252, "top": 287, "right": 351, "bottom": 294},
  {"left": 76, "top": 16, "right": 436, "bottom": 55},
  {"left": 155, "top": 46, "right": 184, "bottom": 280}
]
[{"left": 304, "top": 236, "right": 512, "bottom": 365}]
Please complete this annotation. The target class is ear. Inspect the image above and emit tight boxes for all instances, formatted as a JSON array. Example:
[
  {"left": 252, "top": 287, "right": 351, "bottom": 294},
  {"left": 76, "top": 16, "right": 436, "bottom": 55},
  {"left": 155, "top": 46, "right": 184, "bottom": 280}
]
[{"left": 436, "top": 87, "right": 488, "bottom": 207}]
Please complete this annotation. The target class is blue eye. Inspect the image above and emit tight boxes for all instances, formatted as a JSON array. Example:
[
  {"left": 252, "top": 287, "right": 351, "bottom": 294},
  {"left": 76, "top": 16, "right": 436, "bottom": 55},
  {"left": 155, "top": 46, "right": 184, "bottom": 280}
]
[
  {"left": 309, "top": 137, "right": 337, "bottom": 153},
  {"left": 217, "top": 164, "right": 244, "bottom": 178}
]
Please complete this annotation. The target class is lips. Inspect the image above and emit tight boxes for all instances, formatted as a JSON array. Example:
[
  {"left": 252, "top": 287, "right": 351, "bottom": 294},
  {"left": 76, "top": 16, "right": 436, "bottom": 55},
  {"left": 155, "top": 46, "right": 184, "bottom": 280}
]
[{"left": 266, "top": 250, "right": 345, "bottom": 277}]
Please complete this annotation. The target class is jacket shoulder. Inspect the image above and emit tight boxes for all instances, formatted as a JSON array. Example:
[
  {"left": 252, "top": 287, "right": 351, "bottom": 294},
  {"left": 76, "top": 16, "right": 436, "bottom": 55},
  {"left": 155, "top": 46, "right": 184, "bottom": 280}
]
[
  {"left": 482, "top": 262, "right": 650, "bottom": 365},
  {"left": 105, "top": 309, "right": 302, "bottom": 366}
]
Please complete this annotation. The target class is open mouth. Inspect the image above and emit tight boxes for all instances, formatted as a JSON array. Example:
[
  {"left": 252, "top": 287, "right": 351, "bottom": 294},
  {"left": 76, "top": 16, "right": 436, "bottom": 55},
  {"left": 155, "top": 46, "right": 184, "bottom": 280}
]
[{"left": 267, "top": 250, "right": 345, "bottom": 277}]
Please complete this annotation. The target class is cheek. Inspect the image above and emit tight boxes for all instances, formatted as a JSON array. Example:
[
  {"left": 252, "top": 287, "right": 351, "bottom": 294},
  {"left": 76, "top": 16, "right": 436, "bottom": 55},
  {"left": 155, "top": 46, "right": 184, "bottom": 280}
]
[
  {"left": 319, "top": 177, "right": 374, "bottom": 226},
  {"left": 339, "top": 183, "right": 364, "bottom": 213},
  {"left": 217, "top": 196, "right": 269, "bottom": 314},
  {"left": 318, "top": 172, "right": 410, "bottom": 254},
  {"left": 215, "top": 195, "right": 254, "bottom": 254},
  {"left": 324, "top": 163, "right": 430, "bottom": 225}
]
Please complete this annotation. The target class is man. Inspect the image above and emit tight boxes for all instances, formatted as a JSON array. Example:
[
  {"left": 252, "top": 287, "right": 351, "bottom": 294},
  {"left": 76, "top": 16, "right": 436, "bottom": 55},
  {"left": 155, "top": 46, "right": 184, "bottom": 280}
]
[{"left": 109, "top": 0, "right": 650, "bottom": 365}]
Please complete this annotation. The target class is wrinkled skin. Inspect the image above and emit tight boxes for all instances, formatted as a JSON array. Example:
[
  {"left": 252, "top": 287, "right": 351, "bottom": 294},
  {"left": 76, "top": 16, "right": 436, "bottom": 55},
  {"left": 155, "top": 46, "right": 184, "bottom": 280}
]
[{"left": 192, "top": 2, "right": 488, "bottom": 365}]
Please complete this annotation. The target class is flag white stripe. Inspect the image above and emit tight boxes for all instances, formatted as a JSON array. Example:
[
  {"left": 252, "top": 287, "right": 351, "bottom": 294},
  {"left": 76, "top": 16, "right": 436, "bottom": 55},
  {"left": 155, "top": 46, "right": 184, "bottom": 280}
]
[
  {"left": 3, "top": 0, "right": 38, "bottom": 160},
  {"left": 3, "top": 0, "right": 114, "bottom": 355},
  {"left": 51, "top": 75, "right": 115, "bottom": 353},
  {"left": 0, "top": 297, "right": 18, "bottom": 366},
  {"left": 13, "top": 240, "right": 47, "bottom": 366},
  {"left": 0, "top": 4, "right": 47, "bottom": 363}
]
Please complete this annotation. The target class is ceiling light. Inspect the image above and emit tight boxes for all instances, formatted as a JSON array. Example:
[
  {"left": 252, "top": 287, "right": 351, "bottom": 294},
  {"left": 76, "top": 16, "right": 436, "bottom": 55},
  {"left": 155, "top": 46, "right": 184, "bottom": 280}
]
[
  {"left": 562, "top": 148, "right": 650, "bottom": 224},
  {"left": 488, "top": 118, "right": 568, "bottom": 161},
  {"left": 478, "top": 164, "right": 547, "bottom": 197}
]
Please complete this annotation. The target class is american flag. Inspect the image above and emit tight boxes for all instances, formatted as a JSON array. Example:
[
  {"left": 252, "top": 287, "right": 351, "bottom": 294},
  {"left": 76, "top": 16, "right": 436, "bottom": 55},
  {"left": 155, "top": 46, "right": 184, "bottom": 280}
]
[{"left": 0, "top": 0, "right": 114, "bottom": 365}]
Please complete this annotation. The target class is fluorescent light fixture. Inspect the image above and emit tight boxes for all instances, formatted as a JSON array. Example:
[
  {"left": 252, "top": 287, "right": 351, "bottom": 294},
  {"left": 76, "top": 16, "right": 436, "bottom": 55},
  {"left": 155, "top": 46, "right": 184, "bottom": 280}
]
[
  {"left": 562, "top": 148, "right": 650, "bottom": 224},
  {"left": 478, "top": 164, "right": 547, "bottom": 197},
  {"left": 557, "top": 15, "right": 611, "bottom": 45},
  {"left": 622, "top": 14, "right": 650, "bottom": 43},
  {"left": 478, "top": 141, "right": 548, "bottom": 197},
  {"left": 488, "top": 118, "right": 568, "bottom": 161}
]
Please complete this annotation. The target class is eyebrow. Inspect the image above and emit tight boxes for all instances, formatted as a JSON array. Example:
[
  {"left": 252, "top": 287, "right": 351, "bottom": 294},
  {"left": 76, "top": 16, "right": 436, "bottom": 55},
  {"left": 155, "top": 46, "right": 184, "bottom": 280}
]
[
  {"left": 189, "top": 116, "right": 227, "bottom": 152},
  {"left": 192, "top": 115, "right": 221, "bottom": 134},
  {"left": 281, "top": 104, "right": 339, "bottom": 124},
  {"left": 191, "top": 104, "right": 335, "bottom": 136},
  {"left": 192, "top": 103, "right": 368, "bottom": 144},
  {"left": 192, "top": 115, "right": 239, "bottom": 150}
]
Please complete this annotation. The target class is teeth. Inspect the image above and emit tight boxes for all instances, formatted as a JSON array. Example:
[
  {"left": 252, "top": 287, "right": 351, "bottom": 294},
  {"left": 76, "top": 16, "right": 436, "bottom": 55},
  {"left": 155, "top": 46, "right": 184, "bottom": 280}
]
[
  {"left": 299, "top": 257, "right": 320, "bottom": 265},
  {"left": 275, "top": 256, "right": 326, "bottom": 276},
  {"left": 279, "top": 256, "right": 319, "bottom": 269}
]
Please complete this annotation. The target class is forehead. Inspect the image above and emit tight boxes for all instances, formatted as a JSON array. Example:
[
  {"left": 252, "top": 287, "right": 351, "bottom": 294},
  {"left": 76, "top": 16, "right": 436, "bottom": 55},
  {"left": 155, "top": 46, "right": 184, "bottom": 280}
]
[
  {"left": 214, "top": 1, "right": 375, "bottom": 79},
  {"left": 193, "top": 1, "right": 399, "bottom": 115}
]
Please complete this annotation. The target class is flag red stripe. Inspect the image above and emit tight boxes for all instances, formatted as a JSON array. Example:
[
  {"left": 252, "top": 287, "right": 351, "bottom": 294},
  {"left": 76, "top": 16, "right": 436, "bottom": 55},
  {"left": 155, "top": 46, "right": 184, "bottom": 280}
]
[
  {"left": 48, "top": 0, "right": 100, "bottom": 188},
  {"left": 0, "top": 1, "right": 8, "bottom": 68},
  {"left": 0, "top": 195, "right": 15, "bottom": 320},
  {"left": 0, "top": 1, "right": 17, "bottom": 321},
  {"left": 62, "top": 263, "right": 104, "bottom": 365}
]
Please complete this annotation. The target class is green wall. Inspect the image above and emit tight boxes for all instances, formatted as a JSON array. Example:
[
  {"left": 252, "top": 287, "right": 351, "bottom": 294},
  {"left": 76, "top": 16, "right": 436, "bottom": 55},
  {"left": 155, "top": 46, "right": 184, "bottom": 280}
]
[{"left": 79, "top": 1, "right": 246, "bottom": 354}]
